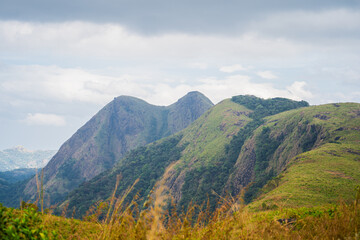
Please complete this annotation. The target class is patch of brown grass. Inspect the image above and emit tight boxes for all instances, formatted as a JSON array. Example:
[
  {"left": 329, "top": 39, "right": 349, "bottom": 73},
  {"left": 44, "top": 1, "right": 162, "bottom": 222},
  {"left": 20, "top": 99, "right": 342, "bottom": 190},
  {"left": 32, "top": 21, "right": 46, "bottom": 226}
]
[{"left": 41, "top": 180, "right": 360, "bottom": 239}]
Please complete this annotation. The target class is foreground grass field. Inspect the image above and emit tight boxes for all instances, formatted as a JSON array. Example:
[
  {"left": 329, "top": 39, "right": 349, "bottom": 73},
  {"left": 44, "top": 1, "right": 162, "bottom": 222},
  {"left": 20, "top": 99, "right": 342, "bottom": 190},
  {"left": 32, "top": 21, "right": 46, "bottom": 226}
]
[{"left": 1, "top": 187, "right": 360, "bottom": 239}]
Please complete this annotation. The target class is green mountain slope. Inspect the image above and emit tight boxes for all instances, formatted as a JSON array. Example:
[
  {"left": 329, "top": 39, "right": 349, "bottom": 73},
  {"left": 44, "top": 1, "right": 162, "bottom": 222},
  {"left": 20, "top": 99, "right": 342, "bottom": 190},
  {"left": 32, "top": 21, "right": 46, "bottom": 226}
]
[
  {"left": 63, "top": 96, "right": 310, "bottom": 217},
  {"left": 228, "top": 102, "right": 360, "bottom": 203},
  {"left": 168, "top": 97, "right": 309, "bottom": 211},
  {"left": 246, "top": 103, "right": 360, "bottom": 209},
  {"left": 1, "top": 92, "right": 213, "bottom": 207}
]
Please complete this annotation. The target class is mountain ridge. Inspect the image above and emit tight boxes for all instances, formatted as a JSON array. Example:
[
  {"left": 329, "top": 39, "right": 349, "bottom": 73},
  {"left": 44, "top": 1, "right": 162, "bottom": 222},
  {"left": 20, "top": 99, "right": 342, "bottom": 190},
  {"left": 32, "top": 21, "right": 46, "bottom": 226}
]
[
  {"left": 62, "top": 96, "right": 314, "bottom": 217},
  {"left": 62, "top": 97, "right": 359, "bottom": 218}
]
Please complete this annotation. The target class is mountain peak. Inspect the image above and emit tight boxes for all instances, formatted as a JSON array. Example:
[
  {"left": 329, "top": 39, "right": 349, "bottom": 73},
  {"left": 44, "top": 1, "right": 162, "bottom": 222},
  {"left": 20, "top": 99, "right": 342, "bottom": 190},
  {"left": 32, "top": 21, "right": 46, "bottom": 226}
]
[
  {"left": 167, "top": 92, "right": 214, "bottom": 133},
  {"left": 176, "top": 91, "right": 213, "bottom": 106},
  {"left": 13, "top": 146, "right": 33, "bottom": 153}
]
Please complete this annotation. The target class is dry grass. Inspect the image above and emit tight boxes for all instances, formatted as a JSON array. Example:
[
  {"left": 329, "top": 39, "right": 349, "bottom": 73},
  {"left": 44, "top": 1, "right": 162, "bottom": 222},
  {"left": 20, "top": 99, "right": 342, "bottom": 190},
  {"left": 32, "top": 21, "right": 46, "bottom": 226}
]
[{"left": 36, "top": 178, "right": 360, "bottom": 239}]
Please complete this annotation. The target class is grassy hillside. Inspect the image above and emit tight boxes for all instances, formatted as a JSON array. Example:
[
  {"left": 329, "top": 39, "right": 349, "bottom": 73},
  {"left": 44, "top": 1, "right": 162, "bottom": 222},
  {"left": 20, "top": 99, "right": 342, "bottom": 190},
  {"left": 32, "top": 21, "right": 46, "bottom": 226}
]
[
  {"left": 163, "top": 99, "right": 253, "bottom": 211},
  {"left": 248, "top": 102, "right": 360, "bottom": 209},
  {"left": 250, "top": 143, "right": 360, "bottom": 210},
  {"left": 228, "top": 102, "right": 360, "bottom": 203},
  {"left": 167, "top": 97, "right": 309, "bottom": 211}
]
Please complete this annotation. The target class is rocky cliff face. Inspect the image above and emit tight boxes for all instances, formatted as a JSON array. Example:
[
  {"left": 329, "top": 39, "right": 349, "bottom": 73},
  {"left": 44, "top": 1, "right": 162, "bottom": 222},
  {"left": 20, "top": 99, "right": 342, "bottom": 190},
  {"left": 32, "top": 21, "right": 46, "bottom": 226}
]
[{"left": 22, "top": 91, "right": 213, "bottom": 204}]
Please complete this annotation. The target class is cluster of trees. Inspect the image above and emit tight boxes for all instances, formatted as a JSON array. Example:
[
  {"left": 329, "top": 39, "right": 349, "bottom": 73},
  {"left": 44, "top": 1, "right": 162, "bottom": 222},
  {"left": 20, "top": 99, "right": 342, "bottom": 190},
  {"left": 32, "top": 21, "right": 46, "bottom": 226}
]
[{"left": 231, "top": 95, "right": 309, "bottom": 119}]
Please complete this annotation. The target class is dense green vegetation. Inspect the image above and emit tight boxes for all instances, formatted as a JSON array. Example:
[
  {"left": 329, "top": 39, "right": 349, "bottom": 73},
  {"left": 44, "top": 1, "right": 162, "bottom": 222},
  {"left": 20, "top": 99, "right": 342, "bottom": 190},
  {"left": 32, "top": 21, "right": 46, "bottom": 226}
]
[
  {"left": 231, "top": 95, "right": 309, "bottom": 119},
  {"left": 0, "top": 169, "right": 39, "bottom": 208},
  {"left": 64, "top": 135, "right": 185, "bottom": 218},
  {"left": 243, "top": 126, "right": 282, "bottom": 203},
  {"left": 0, "top": 202, "right": 55, "bottom": 239},
  {"left": 0, "top": 179, "right": 28, "bottom": 208}
]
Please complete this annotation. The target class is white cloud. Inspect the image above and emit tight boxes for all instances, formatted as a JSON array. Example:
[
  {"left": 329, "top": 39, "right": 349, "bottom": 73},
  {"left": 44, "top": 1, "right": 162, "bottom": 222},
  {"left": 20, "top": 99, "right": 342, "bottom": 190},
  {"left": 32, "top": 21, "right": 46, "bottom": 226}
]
[
  {"left": 0, "top": 21, "right": 304, "bottom": 61},
  {"left": 257, "top": 71, "right": 278, "bottom": 79},
  {"left": 1, "top": 65, "right": 149, "bottom": 105},
  {"left": 0, "top": 65, "right": 313, "bottom": 108},
  {"left": 219, "top": 64, "right": 247, "bottom": 73},
  {"left": 189, "top": 62, "right": 208, "bottom": 70},
  {"left": 24, "top": 113, "right": 66, "bottom": 126},
  {"left": 286, "top": 81, "right": 313, "bottom": 100},
  {"left": 194, "top": 75, "right": 312, "bottom": 103}
]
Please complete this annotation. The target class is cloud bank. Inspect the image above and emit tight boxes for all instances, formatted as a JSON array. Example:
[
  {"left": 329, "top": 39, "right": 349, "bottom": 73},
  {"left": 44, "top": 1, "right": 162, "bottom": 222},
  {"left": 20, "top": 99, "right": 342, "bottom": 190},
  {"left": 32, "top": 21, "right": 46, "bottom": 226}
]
[
  {"left": 24, "top": 113, "right": 66, "bottom": 126},
  {"left": 0, "top": 64, "right": 312, "bottom": 106},
  {"left": 257, "top": 71, "right": 278, "bottom": 79},
  {"left": 0, "top": 2, "right": 359, "bottom": 150}
]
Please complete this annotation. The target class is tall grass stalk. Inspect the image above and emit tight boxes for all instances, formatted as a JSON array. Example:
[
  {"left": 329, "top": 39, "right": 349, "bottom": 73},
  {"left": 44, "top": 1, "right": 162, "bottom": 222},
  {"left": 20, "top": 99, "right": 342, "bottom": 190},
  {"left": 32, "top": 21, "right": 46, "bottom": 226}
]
[
  {"left": 35, "top": 168, "right": 45, "bottom": 213},
  {"left": 98, "top": 176, "right": 139, "bottom": 240}
]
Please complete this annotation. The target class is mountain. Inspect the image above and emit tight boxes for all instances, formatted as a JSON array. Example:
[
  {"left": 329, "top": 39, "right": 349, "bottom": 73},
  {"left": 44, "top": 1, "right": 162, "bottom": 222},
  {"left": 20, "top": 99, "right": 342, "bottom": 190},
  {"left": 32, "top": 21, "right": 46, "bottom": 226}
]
[
  {"left": 63, "top": 96, "right": 323, "bottom": 217},
  {"left": 2, "top": 93, "right": 359, "bottom": 220},
  {"left": 63, "top": 96, "right": 360, "bottom": 218},
  {"left": 0, "top": 146, "right": 55, "bottom": 172},
  {"left": 16, "top": 91, "right": 213, "bottom": 205}
]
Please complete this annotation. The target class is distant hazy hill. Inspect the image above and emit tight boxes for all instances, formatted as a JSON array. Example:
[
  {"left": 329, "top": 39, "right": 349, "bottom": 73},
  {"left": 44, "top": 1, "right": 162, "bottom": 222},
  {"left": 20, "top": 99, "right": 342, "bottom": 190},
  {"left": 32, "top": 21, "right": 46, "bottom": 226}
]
[
  {"left": 0, "top": 146, "right": 55, "bottom": 172},
  {"left": 18, "top": 91, "right": 213, "bottom": 205},
  {"left": 0, "top": 168, "right": 38, "bottom": 184}
]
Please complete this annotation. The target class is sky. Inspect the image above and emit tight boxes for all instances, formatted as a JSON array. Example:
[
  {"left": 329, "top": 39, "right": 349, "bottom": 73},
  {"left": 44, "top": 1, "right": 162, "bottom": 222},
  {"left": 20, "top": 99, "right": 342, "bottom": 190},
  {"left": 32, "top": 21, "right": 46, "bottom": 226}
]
[{"left": 0, "top": 0, "right": 360, "bottom": 150}]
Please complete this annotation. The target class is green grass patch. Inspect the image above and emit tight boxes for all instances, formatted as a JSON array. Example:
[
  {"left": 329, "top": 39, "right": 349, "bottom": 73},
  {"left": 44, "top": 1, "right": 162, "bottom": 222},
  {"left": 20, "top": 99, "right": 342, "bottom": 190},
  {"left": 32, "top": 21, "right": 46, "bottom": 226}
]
[{"left": 250, "top": 142, "right": 360, "bottom": 210}]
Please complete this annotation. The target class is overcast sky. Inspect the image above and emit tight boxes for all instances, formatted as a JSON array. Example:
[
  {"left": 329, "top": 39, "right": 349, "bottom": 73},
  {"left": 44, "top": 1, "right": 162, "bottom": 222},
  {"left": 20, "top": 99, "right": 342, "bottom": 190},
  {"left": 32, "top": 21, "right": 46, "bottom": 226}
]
[{"left": 0, "top": 1, "right": 360, "bottom": 150}]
